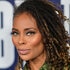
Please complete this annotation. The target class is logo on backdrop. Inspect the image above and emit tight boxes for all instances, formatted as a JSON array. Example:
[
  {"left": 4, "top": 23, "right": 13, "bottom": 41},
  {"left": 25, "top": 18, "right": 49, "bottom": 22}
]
[
  {"left": 0, "top": 1, "right": 15, "bottom": 69},
  {"left": 61, "top": 0, "right": 70, "bottom": 34}
]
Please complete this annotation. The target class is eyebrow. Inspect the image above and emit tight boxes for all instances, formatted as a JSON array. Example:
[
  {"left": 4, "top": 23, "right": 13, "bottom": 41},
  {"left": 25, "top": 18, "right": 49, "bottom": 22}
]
[
  {"left": 12, "top": 28, "right": 37, "bottom": 31},
  {"left": 24, "top": 28, "right": 37, "bottom": 31},
  {"left": 12, "top": 28, "right": 18, "bottom": 31}
]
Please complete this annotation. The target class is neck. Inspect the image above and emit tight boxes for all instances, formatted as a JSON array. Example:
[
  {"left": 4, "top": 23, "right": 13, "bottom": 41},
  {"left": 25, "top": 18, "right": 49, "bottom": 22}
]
[{"left": 29, "top": 51, "right": 46, "bottom": 70}]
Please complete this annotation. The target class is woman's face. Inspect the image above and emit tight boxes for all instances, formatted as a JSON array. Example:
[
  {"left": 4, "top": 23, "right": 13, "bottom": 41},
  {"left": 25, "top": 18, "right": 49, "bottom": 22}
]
[{"left": 12, "top": 13, "right": 45, "bottom": 61}]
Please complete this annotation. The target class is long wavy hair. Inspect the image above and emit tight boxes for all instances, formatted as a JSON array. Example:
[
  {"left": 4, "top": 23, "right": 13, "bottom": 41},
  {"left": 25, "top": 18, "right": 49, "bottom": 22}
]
[{"left": 14, "top": 0, "right": 70, "bottom": 70}]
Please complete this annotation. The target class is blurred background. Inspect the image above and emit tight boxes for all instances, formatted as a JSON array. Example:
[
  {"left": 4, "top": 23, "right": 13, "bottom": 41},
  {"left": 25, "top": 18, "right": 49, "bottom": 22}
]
[{"left": 0, "top": 0, "right": 70, "bottom": 70}]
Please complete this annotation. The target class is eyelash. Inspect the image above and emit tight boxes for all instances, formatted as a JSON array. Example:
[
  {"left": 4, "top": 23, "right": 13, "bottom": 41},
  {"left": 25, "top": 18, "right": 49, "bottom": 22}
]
[
  {"left": 11, "top": 32, "right": 19, "bottom": 36},
  {"left": 11, "top": 31, "right": 36, "bottom": 36},
  {"left": 26, "top": 31, "right": 36, "bottom": 36}
]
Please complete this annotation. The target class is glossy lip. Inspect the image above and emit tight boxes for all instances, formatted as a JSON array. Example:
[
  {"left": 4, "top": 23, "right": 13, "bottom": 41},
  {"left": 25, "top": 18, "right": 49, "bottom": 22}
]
[{"left": 17, "top": 49, "right": 30, "bottom": 55}]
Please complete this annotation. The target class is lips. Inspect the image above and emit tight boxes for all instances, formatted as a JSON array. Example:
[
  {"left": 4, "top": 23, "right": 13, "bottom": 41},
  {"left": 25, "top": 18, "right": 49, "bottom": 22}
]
[{"left": 17, "top": 49, "right": 30, "bottom": 55}]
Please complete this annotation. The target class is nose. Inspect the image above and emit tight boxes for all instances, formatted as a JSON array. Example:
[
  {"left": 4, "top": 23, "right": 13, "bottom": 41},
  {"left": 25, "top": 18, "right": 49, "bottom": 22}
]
[{"left": 18, "top": 34, "right": 26, "bottom": 44}]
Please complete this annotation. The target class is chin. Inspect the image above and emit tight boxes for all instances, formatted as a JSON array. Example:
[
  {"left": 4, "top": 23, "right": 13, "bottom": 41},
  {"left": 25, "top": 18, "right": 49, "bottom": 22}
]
[{"left": 19, "top": 55, "right": 32, "bottom": 61}]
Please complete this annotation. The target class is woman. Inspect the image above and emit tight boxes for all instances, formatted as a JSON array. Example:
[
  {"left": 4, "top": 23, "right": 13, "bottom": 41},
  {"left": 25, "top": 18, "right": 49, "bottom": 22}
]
[{"left": 11, "top": 0, "right": 70, "bottom": 70}]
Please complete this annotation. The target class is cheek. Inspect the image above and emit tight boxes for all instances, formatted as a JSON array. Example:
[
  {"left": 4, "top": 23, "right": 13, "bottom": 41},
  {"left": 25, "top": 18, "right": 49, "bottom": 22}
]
[
  {"left": 28, "top": 33, "right": 44, "bottom": 53},
  {"left": 29, "top": 34, "right": 42, "bottom": 46},
  {"left": 28, "top": 35, "right": 44, "bottom": 59},
  {"left": 12, "top": 37, "right": 18, "bottom": 47}
]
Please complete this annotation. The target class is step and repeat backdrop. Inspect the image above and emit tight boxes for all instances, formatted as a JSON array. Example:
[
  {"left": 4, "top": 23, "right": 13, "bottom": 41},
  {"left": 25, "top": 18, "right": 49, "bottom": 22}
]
[{"left": 0, "top": 0, "right": 70, "bottom": 70}]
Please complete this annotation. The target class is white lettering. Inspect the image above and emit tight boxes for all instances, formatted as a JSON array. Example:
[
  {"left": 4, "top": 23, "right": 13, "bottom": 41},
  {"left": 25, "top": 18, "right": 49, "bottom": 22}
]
[
  {"left": 61, "top": 0, "right": 70, "bottom": 34},
  {"left": 0, "top": 1, "right": 15, "bottom": 69}
]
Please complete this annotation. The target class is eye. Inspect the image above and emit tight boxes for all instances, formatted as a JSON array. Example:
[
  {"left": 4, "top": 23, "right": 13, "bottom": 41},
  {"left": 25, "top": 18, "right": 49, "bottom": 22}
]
[
  {"left": 26, "top": 31, "right": 36, "bottom": 36},
  {"left": 11, "top": 31, "right": 19, "bottom": 36}
]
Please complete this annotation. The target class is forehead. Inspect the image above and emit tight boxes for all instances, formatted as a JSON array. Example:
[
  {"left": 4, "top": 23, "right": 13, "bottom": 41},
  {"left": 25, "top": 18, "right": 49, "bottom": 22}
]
[
  {"left": 14, "top": 12, "right": 35, "bottom": 19},
  {"left": 13, "top": 12, "right": 38, "bottom": 30}
]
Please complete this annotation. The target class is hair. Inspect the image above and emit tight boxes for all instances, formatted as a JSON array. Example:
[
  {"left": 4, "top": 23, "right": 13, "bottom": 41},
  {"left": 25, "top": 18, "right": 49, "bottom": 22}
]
[{"left": 14, "top": 0, "right": 70, "bottom": 70}]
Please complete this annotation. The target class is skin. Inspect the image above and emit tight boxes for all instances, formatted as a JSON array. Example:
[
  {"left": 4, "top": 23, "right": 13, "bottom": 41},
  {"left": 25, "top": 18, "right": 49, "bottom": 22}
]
[{"left": 12, "top": 13, "right": 46, "bottom": 70}]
